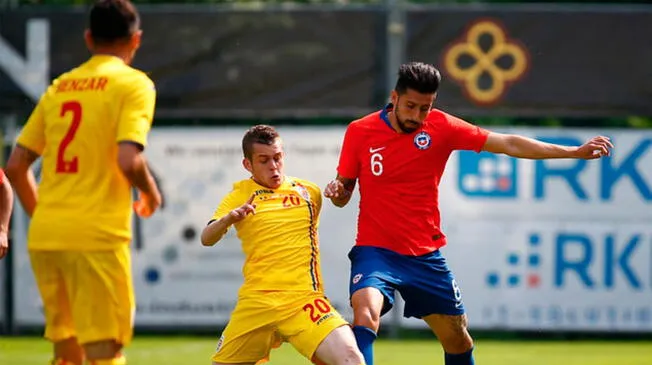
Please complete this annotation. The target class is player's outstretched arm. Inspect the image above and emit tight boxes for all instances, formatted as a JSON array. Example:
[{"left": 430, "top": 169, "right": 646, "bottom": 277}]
[
  {"left": 482, "top": 132, "right": 613, "bottom": 160},
  {"left": 118, "top": 141, "right": 162, "bottom": 217},
  {"left": 324, "top": 175, "right": 356, "bottom": 208},
  {"left": 201, "top": 194, "right": 256, "bottom": 246},
  {"left": 5, "top": 145, "right": 40, "bottom": 217},
  {"left": 0, "top": 171, "right": 13, "bottom": 260}
]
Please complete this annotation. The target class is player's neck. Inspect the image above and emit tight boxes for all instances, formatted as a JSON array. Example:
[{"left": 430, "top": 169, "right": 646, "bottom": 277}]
[
  {"left": 91, "top": 48, "right": 131, "bottom": 63},
  {"left": 387, "top": 111, "right": 405, "bottom": 134}
]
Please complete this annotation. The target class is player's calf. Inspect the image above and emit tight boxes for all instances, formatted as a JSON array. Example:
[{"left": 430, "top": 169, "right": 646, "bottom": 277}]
[
  {"left": 424, "top": 313, "right": 475, "bottom": 365},
  {"left": 350, "top": 287, "right": 384, "bottom": 365},
  {"left": 51, "top": 337, "right": 84, "bottom": 365}
]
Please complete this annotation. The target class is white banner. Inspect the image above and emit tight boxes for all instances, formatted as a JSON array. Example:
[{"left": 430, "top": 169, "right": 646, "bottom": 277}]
[
  {"left": 133, "top": 127, "right": 359, "bottom": 325},
  {"left": 406, "top": 127, "right": 652, "bottom": 331},
  {"left": 12, "top": 195, "right": 44, "bottom": 325},
  {"left": 11, "top": 127, "right": 652, "bottom": 332}
]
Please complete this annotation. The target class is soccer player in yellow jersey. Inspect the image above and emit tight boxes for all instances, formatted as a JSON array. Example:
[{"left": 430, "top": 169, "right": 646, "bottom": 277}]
[
  {"left": 201, "top": 125, "right": 365, "bottom": 365},
  {"left": 0, "top": 169, "right": 14, "bottom": 260},
  {"left": 5, "top": 1, "right": 161, "bottom": 365}
]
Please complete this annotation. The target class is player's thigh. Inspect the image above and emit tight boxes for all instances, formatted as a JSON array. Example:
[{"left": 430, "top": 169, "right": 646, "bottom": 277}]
[
  {"left": 28, "top": 250, "right": 76, "bottom": 342},
  {"left": 63, "top": 246, "right": 135, "bottom": 346},
  {"left": 313, "top": 325, "right": 362, "bottom": 365},
  {"left": 398, "top": 251, "right": 465, "bottom": 319},
  {"left": 278, "top": 293, "right": 349, "bottom": 361},
  {"left": 348, "top": 246, "right": 399, "bottom": 316},
  {"left": 212, "top": 298, "right": 281, "bottom": 364}
]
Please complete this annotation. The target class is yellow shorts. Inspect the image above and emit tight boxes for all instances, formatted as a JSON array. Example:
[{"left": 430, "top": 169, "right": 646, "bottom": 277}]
[
  {"left": 29, "top": 245, "right": 135, "bottom": 345},
  {"left": 212, "top": 291, "right": 349, "bottom": 364}
]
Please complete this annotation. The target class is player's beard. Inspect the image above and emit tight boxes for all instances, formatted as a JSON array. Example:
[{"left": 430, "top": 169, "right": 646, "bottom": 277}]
[{"left": 394, "top": 104, "right": 421, "bottom": 134}]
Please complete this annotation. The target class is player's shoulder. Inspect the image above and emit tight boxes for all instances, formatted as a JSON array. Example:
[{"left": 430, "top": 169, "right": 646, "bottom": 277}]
[
  {"left": 289, "top": 177, "right": 320, "bottom": 193},
  {"left": 44, "top": 69, "right": 76, "bottom": 97},
  {"left": 351, "top": 109, "right": 382, "bottom": 126},
  {"left": 345, "top": 109, "right": 383, "bottom": 135},
  {"left": 112, "top": 65, "right": 155, "bottom": 91},
  {"left": 426, "top": 108, "right": 471, "bottom": 127},
  {"left": 287, "top": 177, "right": 321, "bottom": 203},
  {"left": 125, "top": 66, "right": 154, "bottom": 86},
  {"left": 229, "top": 179, "right": 255, "bottom": 196}
]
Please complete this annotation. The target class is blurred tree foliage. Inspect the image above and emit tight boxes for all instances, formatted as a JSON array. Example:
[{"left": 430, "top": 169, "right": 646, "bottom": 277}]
[
  {"left": 16, "top": 0, "right": 652, "bottom": 5},
  {"left": 10, "top": 0, "right": 652, "bottom": 128}
]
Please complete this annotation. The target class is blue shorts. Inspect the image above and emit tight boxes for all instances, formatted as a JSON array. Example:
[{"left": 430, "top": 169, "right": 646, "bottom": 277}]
[{"left": 348, "top": 246, "right": 465, "bottom": 319}]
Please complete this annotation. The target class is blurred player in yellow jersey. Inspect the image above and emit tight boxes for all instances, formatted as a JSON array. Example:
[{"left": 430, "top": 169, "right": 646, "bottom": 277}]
[
  {"left": 5, "top": 1, "right": 161, "bottom": 365},
  {"left": 201, "top": 125, "right": 365, "bottom": 365},
  {"left": 0, "top": 169, "right": 14, "bottom": 260}
]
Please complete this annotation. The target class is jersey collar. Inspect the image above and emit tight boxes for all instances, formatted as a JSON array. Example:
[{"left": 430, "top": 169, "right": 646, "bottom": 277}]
[{"left": 379, "top": 103, "right": 395, "bottom": 131}]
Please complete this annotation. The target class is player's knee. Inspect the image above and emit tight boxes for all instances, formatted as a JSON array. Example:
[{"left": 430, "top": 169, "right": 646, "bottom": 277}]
[
  {"left": 352, "top": 304, "right": 380, "bottom": 330},
  {"left": 351, "top": 288, "right": 384, "bottom": 330}
]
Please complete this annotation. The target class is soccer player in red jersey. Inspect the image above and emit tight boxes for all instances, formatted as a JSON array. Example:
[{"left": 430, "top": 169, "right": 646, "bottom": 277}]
[{"left": 324, "top": 62, "right": 613, "bottom": 365}]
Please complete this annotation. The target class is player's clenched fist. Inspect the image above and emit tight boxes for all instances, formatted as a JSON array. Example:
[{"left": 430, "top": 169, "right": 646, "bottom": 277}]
[
  {"left": 134, "top": 190, "right": 162, "bottom": 218},
  {"left": 324, "top": 179, "right": 347, "bottom": 198},
  {"left": 228, "top": 194, "right": 257, "bottom": 222},
  {"left": 575, "top": 135, "right": 614, "bottom": 159}
]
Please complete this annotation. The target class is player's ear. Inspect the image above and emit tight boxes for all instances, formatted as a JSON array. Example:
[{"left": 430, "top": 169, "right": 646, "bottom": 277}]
[
  {"left": 390, "top": 90, "right": 398, "bottom": 105},
  {"left": 130, "top": 30, "right": 142, "bottom": 51},
  {"left": 84, "top": 29, "right": 94, "bottom": 52},
  {"left": 242, "top": 158, "right": 253, "bottom": 173}
]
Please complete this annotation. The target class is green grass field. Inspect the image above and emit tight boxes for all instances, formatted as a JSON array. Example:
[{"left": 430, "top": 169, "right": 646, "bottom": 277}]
[{"left": 1, "top": 337, "right": 652, "bottom": 365}]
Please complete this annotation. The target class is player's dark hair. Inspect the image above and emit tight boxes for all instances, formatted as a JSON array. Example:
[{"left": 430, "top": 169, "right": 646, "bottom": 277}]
[
  {"left": 89, "top": 0, "right": 140, "bottom": 45},
  {"left": 242, "top": 125, "right": 280, "bottom": 160},
  {"left": 394, "top": 62, "right": 442, "bottom": 95}
]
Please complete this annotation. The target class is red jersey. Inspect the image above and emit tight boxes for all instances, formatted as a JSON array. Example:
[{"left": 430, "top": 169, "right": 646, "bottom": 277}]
[{"left": 337, "top": 105, "right": 489, "bottom": 256}]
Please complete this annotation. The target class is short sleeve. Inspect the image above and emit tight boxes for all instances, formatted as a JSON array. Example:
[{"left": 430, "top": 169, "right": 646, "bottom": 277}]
[
  {"left": 336, "top": 123, "right": 361, "bottom": 179},
  {"left": 117, "top": 75, "right": 156, "bottom": 148},
  {"left": 446, "top": 114, "right": 490, "bottom": 152},
  {"left": 307, "top": 183, "right": 322, "bottom": 217},
  {"left": 210, "top": 189, "right": 241, "bottom": 223},
  {"left": 16, "top": 100, "right": 46, "bottom": 155}
]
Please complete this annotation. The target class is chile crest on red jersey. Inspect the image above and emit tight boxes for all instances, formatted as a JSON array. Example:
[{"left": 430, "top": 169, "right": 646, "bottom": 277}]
[{"left": 413, "top": 131, "right": 432, "bottom": 150}]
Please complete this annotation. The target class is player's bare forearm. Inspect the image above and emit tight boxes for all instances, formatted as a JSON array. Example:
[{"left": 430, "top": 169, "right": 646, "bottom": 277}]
[
  {"left": 201, "top": 215, "right": 235, "bottom": 246},
  {"left": 6, "top": 145, "right": 40, "bottom": 217},
  {"left": 0, "top": 179, "right": 14, "bottom": 234},
  {"left": 483, "top": 133, "right": 578, "bottom": 159},
  {"left": 118, "top": 142, "right": 161, "bottom": 197}
]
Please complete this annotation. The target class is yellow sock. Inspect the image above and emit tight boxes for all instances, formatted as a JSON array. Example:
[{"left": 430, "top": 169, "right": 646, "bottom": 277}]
[{"left": 86, "top": 355, "right": 126, "bottom": 365}]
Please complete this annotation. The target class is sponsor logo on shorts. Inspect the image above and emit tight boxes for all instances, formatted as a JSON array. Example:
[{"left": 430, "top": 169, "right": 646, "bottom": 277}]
[
  {"left": 316, "top": 312, "right": 335, "bottom": 325},
  {"left": 352, "top": 273, "right": 363, "bottom": 284}
]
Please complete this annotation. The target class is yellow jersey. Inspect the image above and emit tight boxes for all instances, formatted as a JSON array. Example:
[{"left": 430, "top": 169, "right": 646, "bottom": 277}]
[
  {"left": 211, "top": 177, "right": 324, "bottom": 294},
  {"left": 17, "top": 55, "right": 156, "bottom": 251}
]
